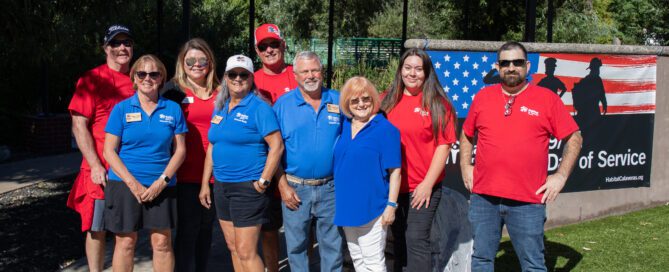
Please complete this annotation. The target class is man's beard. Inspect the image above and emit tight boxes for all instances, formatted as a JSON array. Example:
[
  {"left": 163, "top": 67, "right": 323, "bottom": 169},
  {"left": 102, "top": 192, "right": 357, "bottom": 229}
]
[{"left": 502, "top": 73, "right": 524, "bottom": 87}]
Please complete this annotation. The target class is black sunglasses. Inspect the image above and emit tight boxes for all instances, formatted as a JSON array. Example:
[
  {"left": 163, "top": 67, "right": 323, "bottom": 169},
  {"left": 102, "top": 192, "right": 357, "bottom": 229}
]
[
  {"left": 350, "top": 96, "right": 372, "bottom": 105},
  {"left": 257, "top": 40, "right": 281, "bottom": 51},
  {"left": 498, "top": 59, "right": 526, "bottom": 68},
  {"left": 108, "top": 39, "right": 133, "bottom": 48},
  {"left": 227, "top": 71, "right": 250, "bottom": 80},
  {"left": 136, "top": 71, "right": 161, "bottom": 80},
  {"left": 185, "top": 57, "right": 209, "bottom": 67}
]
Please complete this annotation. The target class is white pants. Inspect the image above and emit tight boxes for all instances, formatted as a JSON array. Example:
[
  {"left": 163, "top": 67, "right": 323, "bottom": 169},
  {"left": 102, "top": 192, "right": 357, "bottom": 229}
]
[{"left": 343, "top": 216, "right": 388, "bottom": 272}]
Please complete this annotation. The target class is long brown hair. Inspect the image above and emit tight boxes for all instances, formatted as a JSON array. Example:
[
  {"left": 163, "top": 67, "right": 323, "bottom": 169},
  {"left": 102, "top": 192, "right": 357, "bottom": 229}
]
[
  {"left": 380, "top": 48, "right": 456, "bottom": 142},
  {"left": 173, "top": 38, "right": 220, "bottom": 94}
]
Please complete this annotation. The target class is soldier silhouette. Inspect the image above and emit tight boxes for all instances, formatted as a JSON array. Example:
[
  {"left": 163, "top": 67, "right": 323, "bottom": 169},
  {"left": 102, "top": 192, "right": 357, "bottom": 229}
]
[
  {"left": 571, "top": 57, "right": 608, "bottom": 129},
  {"left": 483, "top": 68, "right": 501, "bottom": 84},
  {"left": 537, "top": 58, "right": 567, "bottom": 97}
]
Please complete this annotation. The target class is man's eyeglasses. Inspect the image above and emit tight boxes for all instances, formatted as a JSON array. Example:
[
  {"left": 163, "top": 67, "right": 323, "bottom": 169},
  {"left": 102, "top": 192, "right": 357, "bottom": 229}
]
[
  {"left": 498, "top": 59, "right": 526, "bottom": 68},
  {"left": 136, "top": 71, "right": 161, "bottom": 80},
  {"left": 257, "top": 40, "right": 281, "bottom": 51},
  {"left": 227, "top": 71, "right": 250, "bottom": 80},
  {"left": 504, "top": 95, "right": 516, "bottom": 116},
  {"left": 108, "top": 39, "right": 133, "bottom": 48},
  {"left": 350, "top": 96, "right": 372, "bottom": 105},
  {"left": 185, "top": 57, "right": 208, "bottom": 68}
]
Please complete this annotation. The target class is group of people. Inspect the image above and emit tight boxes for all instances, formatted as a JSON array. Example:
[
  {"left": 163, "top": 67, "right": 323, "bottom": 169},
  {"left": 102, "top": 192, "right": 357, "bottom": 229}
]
[{"left": 67, "top": 23, "right": 582, "bottom": 272}]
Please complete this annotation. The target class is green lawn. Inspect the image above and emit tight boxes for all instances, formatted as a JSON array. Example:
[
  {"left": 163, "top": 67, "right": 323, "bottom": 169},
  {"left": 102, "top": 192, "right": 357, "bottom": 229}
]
[{"left": 494, "top": 204, "right": 669, "bottom": 272}]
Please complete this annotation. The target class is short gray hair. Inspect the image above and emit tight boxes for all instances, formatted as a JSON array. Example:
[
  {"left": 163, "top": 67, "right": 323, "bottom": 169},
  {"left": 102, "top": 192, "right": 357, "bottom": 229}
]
[{"left": 293, "top": 51, "right": 322, "bottom": 70}]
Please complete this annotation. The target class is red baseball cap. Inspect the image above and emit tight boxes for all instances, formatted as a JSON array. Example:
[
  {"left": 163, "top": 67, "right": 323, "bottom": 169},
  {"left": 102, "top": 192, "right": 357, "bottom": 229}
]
[{"left": 255, "top": 24, "right": 283, "bottom": 45}]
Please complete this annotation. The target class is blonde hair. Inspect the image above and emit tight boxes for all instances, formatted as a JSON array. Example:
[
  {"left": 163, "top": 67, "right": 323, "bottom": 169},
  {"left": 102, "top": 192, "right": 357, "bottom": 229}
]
[
  {"left": 339, "top": 76, "right": 380, "bottom": 118},
  {"left": 130, "top": 54, "right": 167, "bottom": 90},
  {"left": 173, "top": 38, "right": 220, "bottom": 94}
]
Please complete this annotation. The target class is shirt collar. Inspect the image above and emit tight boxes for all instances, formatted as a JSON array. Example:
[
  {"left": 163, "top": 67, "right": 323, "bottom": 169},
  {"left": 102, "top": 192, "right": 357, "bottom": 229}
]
[
  {"left": 292, "top": 87, "right": 335, "bottom": 106},
  {"left": 129, "top": 92, "right": 168, "bottom": 110},
  {"left": 224, "top": 91, "right": 255, "bottom": 112}
]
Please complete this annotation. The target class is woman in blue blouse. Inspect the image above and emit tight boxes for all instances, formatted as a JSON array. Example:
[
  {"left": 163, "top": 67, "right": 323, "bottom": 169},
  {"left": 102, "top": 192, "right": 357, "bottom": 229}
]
[
  {"left": 333, "top": 76, "right": 402, "bottom": 271},
  {"left": 199, "top": 55, "right": 284, "bottom": 272},
  {"left": 103, "top": 54, "right": 187, "bottom": 271}
]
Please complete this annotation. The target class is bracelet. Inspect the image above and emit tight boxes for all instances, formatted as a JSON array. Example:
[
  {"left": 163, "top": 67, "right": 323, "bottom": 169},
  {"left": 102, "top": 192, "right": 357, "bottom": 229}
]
[{"left": 387, "top": 201, "right": 397, "bottom": 208}]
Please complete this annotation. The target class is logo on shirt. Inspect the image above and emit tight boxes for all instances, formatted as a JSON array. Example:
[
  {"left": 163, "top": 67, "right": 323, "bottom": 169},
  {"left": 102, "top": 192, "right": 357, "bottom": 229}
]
[
  {"left": 519, "top": 106, "right": 540, "bottom": 116},
  {"left": 327, "top": 115, "right": 340, "bottom": 125},
  {"left": 234, "top": 112, "right": 249, "bottom": 123},
  {"left": 284, "top": 87, "right": 290, "bottom": 93},
  {"left": 413, "top": 107, "right": 429, "bottom": 117},
  {"left": 159, "top": 114, "right": 175, "bottom": 124},
  {"left": 182, "top": 96, "right": 194, "bottom": 104}
]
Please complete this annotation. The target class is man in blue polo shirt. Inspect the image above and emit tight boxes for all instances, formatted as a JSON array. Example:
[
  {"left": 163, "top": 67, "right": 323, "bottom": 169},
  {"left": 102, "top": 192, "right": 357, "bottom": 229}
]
[{"left": 273, "top": 51, "right": 343, "bottom": 272}]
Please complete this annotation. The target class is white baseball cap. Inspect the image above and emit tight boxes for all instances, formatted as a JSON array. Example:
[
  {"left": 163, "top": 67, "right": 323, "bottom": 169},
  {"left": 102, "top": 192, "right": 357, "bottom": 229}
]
[{"left": 225, "top": 55, "right": 254, "bottom": 73}]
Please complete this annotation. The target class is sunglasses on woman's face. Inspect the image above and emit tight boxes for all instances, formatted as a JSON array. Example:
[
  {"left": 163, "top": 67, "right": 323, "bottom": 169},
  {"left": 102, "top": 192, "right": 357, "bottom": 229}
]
[
  {"left": 136, "top": 71, "right": 161, "bottom": 80},
  {"left": 227, "top": 71, "right": 250, "bottom": 80},
  {"left": 257, "top": 40, "right": 281, "bottom": 52},
  {"left": 350, "top": 96, "right": 372, "bottom": 105},
  {"left": 185, "top": 57, "right": 208, "bottom": 67},
  {"left": 108, "top": 39, "right": 133, "bottom": 48}
]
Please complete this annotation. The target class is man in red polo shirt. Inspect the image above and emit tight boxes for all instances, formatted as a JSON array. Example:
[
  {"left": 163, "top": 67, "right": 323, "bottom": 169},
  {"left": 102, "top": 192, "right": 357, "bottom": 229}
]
[
  {"left": 253, "top": 23, "right": 298, "bottom": 272},
  {"left": 66, "top": 24, "right": 135, "bottom": 272},
  {"left": 459, "top": 41, "right": 582, "bottom": 272}
]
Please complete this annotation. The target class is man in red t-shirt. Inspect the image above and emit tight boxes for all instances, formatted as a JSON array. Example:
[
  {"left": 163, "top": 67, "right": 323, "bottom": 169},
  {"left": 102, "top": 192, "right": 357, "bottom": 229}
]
[
  {"left": 66, "top": 24, "right": 135, "bottom": 272},
  {"left": 253, "top": 23, "right": 298, "bottom": 272},
  {"left": 459, "top": 42, "right": 582, "bottom": 272},
  {"left": 254, "top": 23, "right": 298, "bottom": 103}
]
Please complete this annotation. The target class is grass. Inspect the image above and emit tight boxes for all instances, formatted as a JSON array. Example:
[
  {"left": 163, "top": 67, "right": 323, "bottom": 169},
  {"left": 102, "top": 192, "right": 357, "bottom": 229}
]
[{"left": 494, "top": 204, "right": 669, "bottom": 271}]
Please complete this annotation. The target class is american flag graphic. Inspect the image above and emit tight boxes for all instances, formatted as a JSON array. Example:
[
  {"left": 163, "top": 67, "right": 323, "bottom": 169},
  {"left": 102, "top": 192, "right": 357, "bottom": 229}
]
[{"left": 428, "top": 51, "right": 657, "bottom": 117}]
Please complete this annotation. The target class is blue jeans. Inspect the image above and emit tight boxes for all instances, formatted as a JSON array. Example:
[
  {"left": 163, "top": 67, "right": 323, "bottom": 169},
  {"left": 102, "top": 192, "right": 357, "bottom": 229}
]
[
  {"left": 282, "top": 180, "right": 343, "bottom": 272},
  {"left": 469, "top": 194, "right": 547, "bottom": 272}
]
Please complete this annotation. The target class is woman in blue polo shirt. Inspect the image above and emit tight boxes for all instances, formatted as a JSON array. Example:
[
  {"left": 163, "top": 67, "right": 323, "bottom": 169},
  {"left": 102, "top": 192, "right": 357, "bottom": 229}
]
[
  {"left": 199, "top": 54, "right": 284, "bottom": 272},
  {"left": 333, "top": 76, "right": 401, "bottom": 271},
  {"left": 103, "top": 54, "right": 187, "bottom": 271}
]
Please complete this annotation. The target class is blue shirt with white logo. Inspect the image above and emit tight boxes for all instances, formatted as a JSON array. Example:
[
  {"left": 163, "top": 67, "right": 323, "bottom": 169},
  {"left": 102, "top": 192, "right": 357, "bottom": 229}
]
[
  {"left": 333, "top": 114, "right": 401, "bottom": 226},
  {"left": 105, "top": 93, "right": 188, "bottom": 187},
  {"left": 273, "top": 87, "right": 342, "bottom": 179},
  {"left": 208, "top": 92, "right": 279, "bottom": 183}
]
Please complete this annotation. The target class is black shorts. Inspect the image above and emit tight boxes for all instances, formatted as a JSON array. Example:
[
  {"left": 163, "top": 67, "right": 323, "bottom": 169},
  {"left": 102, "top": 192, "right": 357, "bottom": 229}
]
[
  {"left": 104, "top": 181, "right": 177, "bottom": 233},
  {"left": 261, "top": 192, "right": 283, "bottom": 231},
  {"left": 214, "top": 181, "right": 269, "bottom": 227}
]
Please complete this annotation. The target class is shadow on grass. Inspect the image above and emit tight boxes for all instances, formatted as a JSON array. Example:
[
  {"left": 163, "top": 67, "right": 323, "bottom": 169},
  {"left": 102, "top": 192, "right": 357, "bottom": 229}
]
[{"left": 495, "top": 236, "right": 582, "bottom": 272}]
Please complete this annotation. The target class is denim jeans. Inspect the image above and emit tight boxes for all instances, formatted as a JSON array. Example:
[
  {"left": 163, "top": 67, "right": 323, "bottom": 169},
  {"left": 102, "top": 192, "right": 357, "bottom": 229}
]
[
  {"left": 282, "top": 180, "right": 343, "bottom": 272},
  {"left": 432, "top": 186, "right": 472, "bottom": 272},
  {"left": 391, "top": 186, "right": 442, "bottom": 272},
  {"left": 469, "top": 194, "right": 547, "bottom": 272}
]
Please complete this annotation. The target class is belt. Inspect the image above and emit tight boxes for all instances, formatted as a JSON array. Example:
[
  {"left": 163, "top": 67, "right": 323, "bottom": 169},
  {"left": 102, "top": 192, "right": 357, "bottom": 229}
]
[{"left": 286, "top": 174, "right": 333, "bottom": 186}]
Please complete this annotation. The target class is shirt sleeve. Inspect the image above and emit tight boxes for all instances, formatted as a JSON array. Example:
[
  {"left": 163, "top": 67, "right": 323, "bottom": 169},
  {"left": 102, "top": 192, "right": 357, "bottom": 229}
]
[
  {"left": 104, "top": 103, "right": 124, "bottom": 136},
  {"left": 173, "top": 106, "right": 188, "bottom": 134},
  {"left": 256, "top": 103, "right": 280, "bottom": 137},
  {"left": 549, "top": 97, "right": 579, "bottom": 140},
  {"left": 437, "top": 102, "right": 458, "bottom": 145},
  {"left": 381, "top": 123, "right": 402, "bottom": 170},
  {"left": 68, "top": 73, "right": 97, "bottom": 119}
]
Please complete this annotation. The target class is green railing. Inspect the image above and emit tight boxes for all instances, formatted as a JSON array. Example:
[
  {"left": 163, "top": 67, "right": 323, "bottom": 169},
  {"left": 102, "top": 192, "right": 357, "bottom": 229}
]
[{"left": 283, "top": 37, "right": 402, "bottom": 67}]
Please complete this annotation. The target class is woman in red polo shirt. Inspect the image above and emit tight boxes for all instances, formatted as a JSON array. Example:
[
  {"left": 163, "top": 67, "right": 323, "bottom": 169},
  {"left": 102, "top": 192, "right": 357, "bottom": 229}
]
[
  {"left": 381, "top": 48, "right": 457, "bottom": 272},
  {"left": 161, "top": 38, "right": 220, "bottom": 272}
]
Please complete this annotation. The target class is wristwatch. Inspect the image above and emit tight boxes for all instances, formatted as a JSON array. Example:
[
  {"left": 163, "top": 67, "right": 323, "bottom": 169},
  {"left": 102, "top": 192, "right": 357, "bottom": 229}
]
[
  {"left": 387, "top": 201, "right": 398, "bottom": 208},
  {"left": 258, "top": 177, "right": 271, "bottom": 188},
  {"left": 160, "top": 174, "right": 171, "bottom": 184}
]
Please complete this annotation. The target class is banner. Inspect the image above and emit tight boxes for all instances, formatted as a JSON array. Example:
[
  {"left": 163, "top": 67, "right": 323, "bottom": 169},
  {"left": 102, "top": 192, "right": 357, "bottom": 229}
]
[{"left": 429, "top": 51, "right": 656, "bottom": 192}]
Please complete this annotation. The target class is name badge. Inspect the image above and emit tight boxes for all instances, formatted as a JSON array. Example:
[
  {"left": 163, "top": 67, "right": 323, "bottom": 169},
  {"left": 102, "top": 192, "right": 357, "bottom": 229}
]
[
  {"left": 182, "top": 96, "right": 194, "bottom": 104},
  {"left": 211, "top": 115, "right": 223, "bottom": 124},
  {"left": 125, "top": 113, "right": 142, "bottom": 122},
  {"left": 326, "top": 104, "right": 340, "bottom": 114}
]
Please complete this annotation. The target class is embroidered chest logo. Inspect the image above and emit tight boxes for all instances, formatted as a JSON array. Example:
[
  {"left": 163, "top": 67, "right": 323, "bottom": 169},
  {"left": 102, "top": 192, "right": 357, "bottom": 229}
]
[
  {"left": 413, "top": 107, "right": 429, "bottom": 117},
  {"left": 159, "top": 114, "right": 175, "bottom": 124},
  {"left": 327, "top": 115, "right": 340, "bottom": 125},
  {"left": 234, "top": 112, "right": 249, "bottom": 123},
  {"left": 519, "top": 106, "right": 540, "bottom": 116}
]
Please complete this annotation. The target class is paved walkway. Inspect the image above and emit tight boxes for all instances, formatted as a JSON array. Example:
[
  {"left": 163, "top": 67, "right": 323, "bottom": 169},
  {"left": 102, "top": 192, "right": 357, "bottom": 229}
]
[{"left": 0, "top": 152, "right": 81, "bottom": 194}]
